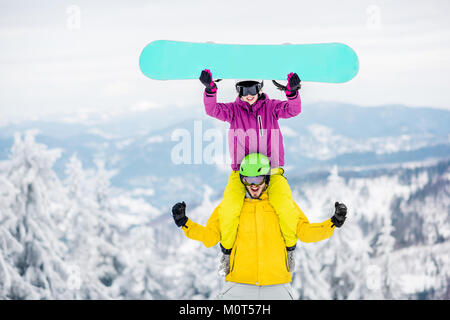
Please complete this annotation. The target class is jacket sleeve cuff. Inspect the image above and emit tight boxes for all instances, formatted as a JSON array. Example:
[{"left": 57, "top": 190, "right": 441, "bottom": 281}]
[
  {"left": 182, "top": 218, "right": 193, "bottom": 230},
  {"left": 327, "top": 218, "right": 336, "bottom": 229},
  {"left": 286, "top": 91, "right": 299, "bottom": 99},
  {"left": 205, "top": 88, "right": 217, "bottom": 96}
]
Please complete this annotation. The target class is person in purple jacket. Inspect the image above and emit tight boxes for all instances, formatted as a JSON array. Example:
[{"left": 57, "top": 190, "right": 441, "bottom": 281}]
[{"left": 199, "top": 69, "right": 302, "bottom": 271}]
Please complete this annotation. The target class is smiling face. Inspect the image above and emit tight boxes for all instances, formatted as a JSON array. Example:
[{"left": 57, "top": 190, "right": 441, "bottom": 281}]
[
  {"left": 241, "top": 94, "right": 258, "bottom": 105},
  {"left": 245, "top": 182, "right": 267, "bottom": 199}
]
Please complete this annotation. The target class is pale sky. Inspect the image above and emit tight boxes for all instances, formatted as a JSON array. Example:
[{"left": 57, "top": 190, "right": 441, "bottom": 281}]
[{"left": 1, "top": 0, "right": 450, "bottom": 123}]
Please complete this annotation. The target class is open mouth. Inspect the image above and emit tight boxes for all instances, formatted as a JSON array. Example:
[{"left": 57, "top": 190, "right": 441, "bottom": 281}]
[{"left": 249, "top": 185, "right": 260, "bottom": 192}]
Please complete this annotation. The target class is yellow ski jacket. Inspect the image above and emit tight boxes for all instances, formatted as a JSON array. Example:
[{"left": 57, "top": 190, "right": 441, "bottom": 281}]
[{"left": 182, "top": 192, "right": 335, "bottom": 286}]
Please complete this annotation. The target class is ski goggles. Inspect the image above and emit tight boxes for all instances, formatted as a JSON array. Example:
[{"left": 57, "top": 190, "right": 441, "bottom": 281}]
[
  {"left": 236, "top": 82, "right": 262, "bottom": 97},
  {"left": 240, "top": 175, "right": 267, "bottom": 186}
]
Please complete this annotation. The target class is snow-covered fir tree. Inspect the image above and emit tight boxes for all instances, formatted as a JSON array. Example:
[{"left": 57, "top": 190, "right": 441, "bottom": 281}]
[
  {"left": 371, "top": 217, "right": 400, "bottom": 299},
  {"left": 292, "top": 241, "right": 332, "bottom": 299},
  {"left": 164, "top": 186, "right": 222, "bottom": 300},
  {"left": 62, "top": 153, "right": 130, "bottom": 299},
  {"left": 294, "top": 165, "right": 372, "bottom": 299},
  {"left": 0, "top": 131, "right": 71, "bottom": 299},
  {"left": 113, "top": 224, "right": 167, "bottom": 299}
]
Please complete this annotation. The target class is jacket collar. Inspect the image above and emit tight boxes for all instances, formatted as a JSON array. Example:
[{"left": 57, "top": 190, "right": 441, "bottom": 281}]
[
  {"left": 235, "top": 93, "right": 269, "bottom": 113},
  {"left": 244, "top": 190, "right": 269, "bottom": 202}
]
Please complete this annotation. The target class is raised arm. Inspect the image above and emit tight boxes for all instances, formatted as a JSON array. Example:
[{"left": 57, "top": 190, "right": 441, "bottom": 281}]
[
  {"left": 295, "top": 201, "right": 347, "bottom": 243},
  {"left": 271, "top": 72, "right": 302, "bottom": 119},
  {"left": 204, "top": 91, "right": 234, "bottom": 123},
  {"left": 172, "top": 201, "right": 221, "bottom": 248},
  {"left": 182, "top": 210, "right": 221, "bottom": 248},
  {"left": 271, "top": 93, "right": 301, "bottom": 119},
  {"left": 295, "top": 204, "right": 332, "bottom": 243},
  {"left": 200, "top": 69, "right": 234, "bottom": 123}
]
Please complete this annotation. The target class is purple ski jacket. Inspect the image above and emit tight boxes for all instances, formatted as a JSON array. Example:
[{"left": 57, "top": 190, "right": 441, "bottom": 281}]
[{"left": 204, "top": 90, "right": 301, "bottom": 171}]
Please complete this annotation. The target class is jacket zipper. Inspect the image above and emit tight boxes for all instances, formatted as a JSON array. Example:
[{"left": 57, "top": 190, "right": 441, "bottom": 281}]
[{"left": 257, "top": 115, "right": 263, "bottom": 137}]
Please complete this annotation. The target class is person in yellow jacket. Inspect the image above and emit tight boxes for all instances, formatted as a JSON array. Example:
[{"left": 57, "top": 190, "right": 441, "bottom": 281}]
[{"left": 171, "top": 154, "right": 348, "bottom": 300}]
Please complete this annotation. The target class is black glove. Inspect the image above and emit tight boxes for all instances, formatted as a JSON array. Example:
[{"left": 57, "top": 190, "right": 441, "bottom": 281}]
[
  {"left": 331, "top": 202, "right": 347, "bottom": 228},
  {"left": 286, "top": 72, "right": 301, "bottom": 96},
  {"left": 199, "top": 69, "right": 217, "bottom": 93},
  {"left": 172, "top": 201, "right": 188, "bottom": 228}
]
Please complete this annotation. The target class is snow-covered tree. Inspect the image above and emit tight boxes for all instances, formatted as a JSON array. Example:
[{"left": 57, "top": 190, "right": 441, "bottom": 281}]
[
  {"left": 164, "top": 186, "right": 222, "bottom": 300},
  {"left": 112, "top": 224, "right": 167, "bottom": 299},
  {"left": 0, "top": 131, "right": 71, "bottom": 299},
  {"left": 370, "top": 216, "right": 400, "bottom": 299},
  {"left": 292, "top": 242, "right": 332, "bottom": 299},
  {"left": 0, "top": 175, "right": 21, "bottom": 298},
  {"left": 318, "top": 223, "right": 372, "bottom": 300},
  {"left": 93, "top": 159, "right": 116, "bottom": 211},
  {"left": 294, "top": 165, "right": 371, "bottom": 299},
  {"left": 62, "top": 153, "right": 126, "bottom": 299}
]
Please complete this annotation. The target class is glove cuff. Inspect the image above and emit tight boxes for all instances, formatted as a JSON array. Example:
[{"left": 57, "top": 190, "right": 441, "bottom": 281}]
[
  {"left": 176, "top": 216, "right": 188, "bottom": 228},
  {"left": 331, "top": 215, "right": 345, "bottom": 228}
]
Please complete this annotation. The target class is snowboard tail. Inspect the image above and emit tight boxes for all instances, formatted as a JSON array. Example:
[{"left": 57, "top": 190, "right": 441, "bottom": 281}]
[{"left": 139, "top": 40, "right": 359, "bottom": 83}]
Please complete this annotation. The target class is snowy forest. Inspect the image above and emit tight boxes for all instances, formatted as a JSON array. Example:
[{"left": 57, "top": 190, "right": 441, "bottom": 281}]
[{"left": 0, "top": 130, "right": 448, "bottom": 300}]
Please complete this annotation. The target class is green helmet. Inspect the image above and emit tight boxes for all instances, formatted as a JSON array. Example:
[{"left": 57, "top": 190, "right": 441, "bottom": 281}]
[{"left": 239, "top": 153, "right": 271, "bottom": 177}]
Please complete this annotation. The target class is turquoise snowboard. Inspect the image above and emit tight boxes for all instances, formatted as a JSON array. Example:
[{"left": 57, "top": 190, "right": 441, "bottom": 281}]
[{"left": 139, "top": 40, "right": 359, "bottom": 83}]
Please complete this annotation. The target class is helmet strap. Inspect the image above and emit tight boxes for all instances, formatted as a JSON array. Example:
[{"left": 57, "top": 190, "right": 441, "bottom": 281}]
[{"left": 264, "top": 175, "right": 270, "bottom": 188}]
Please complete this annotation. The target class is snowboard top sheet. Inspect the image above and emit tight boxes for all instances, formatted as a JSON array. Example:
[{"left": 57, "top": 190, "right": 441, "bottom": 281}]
[{"left": 139, "top": 40, "right": 359, "bottom": 83}]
